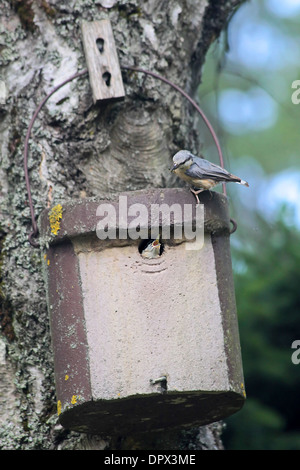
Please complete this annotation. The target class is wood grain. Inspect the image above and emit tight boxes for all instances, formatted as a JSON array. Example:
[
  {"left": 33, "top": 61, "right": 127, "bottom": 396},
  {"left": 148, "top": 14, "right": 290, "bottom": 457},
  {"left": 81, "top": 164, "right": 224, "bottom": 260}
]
[{"left": 81, "top": 20, "right": 125, "bottom": 103}]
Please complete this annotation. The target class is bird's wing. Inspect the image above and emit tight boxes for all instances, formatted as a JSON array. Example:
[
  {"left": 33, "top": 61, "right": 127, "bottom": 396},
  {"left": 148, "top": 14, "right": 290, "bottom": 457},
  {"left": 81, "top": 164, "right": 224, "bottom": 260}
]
[
  {"left": 186, "top": 157, "right": 240, "bottom": 182},
  {"left": 185, "top": 162, "right": 205, "bottom": 179}
]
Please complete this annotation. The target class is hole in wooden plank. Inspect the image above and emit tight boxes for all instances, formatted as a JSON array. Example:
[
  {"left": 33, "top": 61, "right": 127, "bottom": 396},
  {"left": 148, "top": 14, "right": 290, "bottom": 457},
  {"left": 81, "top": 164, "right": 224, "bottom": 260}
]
[
  {"left": 102, "top": 71, "right": 111, "bottom": 87},
  {"left": 96, "top": 38, "right": 104, "bottom": 53}
]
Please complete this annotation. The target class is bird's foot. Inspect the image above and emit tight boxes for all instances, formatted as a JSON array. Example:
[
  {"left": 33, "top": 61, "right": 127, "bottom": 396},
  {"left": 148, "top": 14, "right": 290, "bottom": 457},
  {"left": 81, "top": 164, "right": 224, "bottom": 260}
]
[{"left": 190, "top": 188, "right": 204, "bottom": 205}]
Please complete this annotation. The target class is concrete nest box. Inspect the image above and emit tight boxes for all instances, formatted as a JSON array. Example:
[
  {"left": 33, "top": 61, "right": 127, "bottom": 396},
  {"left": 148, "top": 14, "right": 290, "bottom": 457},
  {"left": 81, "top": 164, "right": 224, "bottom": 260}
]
[{"left": 39, "top": 188, "right": 246, "bottom": 435}]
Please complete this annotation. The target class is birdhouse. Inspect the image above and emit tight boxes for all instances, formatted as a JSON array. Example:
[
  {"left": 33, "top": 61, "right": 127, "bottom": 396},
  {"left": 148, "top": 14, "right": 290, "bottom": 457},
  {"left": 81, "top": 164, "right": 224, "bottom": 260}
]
[{"left": 39, "top": 188, "right": 246, "bottom": 435}]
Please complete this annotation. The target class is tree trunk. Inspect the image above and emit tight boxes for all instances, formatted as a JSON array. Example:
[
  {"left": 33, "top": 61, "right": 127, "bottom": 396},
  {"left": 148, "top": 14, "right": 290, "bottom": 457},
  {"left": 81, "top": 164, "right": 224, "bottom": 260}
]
[{"left": 0, "top": 0, "right": 241, "bottom": 450}]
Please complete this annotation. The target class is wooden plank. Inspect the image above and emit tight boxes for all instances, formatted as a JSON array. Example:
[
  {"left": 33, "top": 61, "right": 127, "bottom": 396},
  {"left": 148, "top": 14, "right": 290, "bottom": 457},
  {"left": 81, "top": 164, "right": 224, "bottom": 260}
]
[{"left": 81, "top": 20, "right": 125, "bottom": 103}]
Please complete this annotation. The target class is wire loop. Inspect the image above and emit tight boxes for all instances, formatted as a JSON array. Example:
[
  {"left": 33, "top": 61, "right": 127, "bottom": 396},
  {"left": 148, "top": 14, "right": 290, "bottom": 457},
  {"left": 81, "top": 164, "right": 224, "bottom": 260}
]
[
  {"left": 230, "top": 218, "right": 238, "bottom": 234},
  {"left": 24, "top": 65, "right": 230, "bottom": 247}
]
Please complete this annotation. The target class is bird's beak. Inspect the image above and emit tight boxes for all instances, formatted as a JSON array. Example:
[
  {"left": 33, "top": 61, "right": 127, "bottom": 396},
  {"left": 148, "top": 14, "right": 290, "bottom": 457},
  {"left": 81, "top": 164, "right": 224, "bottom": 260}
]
[
  {"left": 170, "top": 164, "right": 178, "bottom": 172},
  {"left": 152, "top": 236, "right": 160, "bottom": 246}
]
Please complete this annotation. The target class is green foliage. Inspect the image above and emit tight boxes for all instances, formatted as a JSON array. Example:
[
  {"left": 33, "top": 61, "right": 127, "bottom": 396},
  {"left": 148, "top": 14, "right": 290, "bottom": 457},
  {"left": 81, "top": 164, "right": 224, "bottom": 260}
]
[
  {"left": 197, "top": 0, "right": 300, "bottom": 449},
  {"left": 223, "top": 213, "right": 300, "bottom": 449},
  {"left": 198, "top": 0, "right": 300, "bottom": 176}
]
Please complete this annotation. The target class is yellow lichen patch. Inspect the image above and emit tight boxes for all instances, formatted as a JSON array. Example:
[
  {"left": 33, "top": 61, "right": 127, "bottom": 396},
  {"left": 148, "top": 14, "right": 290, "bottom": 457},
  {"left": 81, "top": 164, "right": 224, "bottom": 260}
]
[
  {"left": 49, "top": 204, "right": 63, "bottom": 235},
  {"left": 65, "top": 374, "right": 69, "bottom": 381},
  {"left": 71, "top": 395, "right": 77, "bottom": 405},
  {"left": 241, "top": 382, "right": 246, "bottom": 398},
  {"left": 57, "top": 400, "right": 62, "bottom": 416}
]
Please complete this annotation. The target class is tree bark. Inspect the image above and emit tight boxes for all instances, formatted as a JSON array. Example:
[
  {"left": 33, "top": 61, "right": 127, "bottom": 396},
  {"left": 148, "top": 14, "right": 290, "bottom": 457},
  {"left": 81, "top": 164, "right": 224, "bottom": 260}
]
[{"left": 0, "top": 0, "right": 242, "bottom": 450}]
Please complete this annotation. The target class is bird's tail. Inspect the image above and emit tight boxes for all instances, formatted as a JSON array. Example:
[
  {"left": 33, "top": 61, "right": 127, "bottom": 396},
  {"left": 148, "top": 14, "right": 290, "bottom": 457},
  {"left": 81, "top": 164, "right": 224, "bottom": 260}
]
[
  {"left": 228, "top": 174, "right": 249, "bottom": 187},
  {"left": 238, "top": 179, "right": 249, "bottom": 187}
]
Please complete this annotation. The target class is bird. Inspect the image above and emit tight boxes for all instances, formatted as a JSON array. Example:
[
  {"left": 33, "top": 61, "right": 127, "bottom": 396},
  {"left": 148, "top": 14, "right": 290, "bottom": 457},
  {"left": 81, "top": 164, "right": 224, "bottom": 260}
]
[
  {"left": 139, "top": 235, "right": 163, "bottom": 259},
  {"left": 171, "top": 150, "right": 249, "bottom": 204}
]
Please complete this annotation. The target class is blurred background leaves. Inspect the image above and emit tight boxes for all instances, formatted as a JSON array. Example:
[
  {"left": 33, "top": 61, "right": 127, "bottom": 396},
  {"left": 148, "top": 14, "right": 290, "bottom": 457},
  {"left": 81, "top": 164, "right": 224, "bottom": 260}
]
[{"left": 197, "top": 0, "right": 300, "bottom": 449}]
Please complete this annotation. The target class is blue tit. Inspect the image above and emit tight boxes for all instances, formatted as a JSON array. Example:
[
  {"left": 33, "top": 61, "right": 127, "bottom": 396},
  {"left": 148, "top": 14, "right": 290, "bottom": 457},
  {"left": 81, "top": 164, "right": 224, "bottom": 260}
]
[{"left": 171, "top": 150, "right": 249, "bottom": 204}]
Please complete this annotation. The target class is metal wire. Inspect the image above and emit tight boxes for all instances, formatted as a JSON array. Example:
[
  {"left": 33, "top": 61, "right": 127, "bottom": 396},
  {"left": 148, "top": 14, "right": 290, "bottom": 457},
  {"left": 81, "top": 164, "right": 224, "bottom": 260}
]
[
  {"left": 23, "top": 69, "right": 88, "bottom": 246},
  {"left": 121, "top": 65, "right": 226, "bottom": 182},
  {"left": 230, "top": 218, "right": 238, "bottom": 235},
  {"left": 24, "top": 65, "right": 231, "bottom": 247}
]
